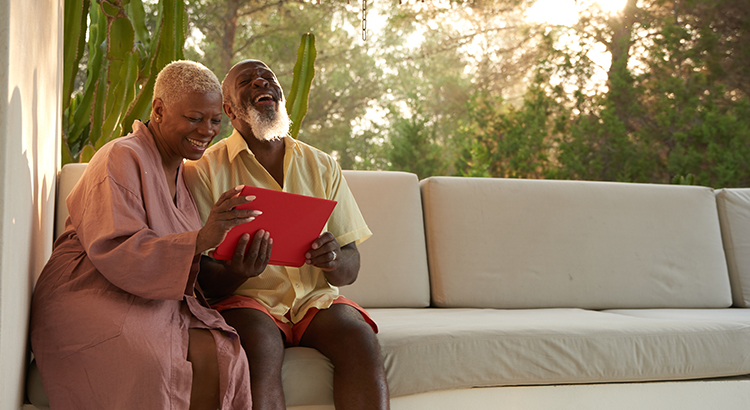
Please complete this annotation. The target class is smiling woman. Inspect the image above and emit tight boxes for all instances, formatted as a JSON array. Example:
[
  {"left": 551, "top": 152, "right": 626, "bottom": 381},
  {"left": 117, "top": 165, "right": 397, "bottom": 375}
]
[{"left": 29, "top": 60, "right": 256, "bottom": 410}]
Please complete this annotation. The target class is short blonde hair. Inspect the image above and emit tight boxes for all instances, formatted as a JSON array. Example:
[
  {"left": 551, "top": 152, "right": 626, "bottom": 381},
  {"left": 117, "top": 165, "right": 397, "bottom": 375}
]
[{"left": 153, "top": 60, "right": 222, "bottom": 108}]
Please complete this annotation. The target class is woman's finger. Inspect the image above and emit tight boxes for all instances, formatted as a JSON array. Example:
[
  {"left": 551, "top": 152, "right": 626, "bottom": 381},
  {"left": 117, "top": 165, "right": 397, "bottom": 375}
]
[{"left": 214, "top": 185, "right": 244, "bottom": 208}]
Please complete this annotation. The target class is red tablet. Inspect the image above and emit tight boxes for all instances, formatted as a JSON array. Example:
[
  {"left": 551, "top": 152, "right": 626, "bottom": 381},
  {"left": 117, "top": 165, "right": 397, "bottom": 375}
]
[{"left": 213, "top": 186, "right": 337, "bottom": 267}]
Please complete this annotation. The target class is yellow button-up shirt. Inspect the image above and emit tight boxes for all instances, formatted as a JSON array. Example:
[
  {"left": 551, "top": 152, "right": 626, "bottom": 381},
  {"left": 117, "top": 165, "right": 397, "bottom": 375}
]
[{"left": 184, "top": 130, "right": 371, "bottom": 323}]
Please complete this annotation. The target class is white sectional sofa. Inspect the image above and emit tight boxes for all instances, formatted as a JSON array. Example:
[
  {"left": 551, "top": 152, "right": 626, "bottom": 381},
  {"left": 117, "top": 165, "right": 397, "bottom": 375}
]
[{"left": 26, "top": 164, "right": 750, "bottom": 409}]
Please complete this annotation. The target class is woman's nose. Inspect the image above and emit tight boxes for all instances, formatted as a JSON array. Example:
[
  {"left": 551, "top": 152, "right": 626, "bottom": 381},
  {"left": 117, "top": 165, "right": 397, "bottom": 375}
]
[{"left": 199, "top": 121, "right": 217, "bottom": 136}]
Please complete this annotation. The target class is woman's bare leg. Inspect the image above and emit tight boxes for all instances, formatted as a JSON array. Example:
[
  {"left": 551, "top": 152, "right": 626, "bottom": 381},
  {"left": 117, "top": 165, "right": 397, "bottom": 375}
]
[{"left": 187, "top": 328, "right": 220, "bottom": 410}]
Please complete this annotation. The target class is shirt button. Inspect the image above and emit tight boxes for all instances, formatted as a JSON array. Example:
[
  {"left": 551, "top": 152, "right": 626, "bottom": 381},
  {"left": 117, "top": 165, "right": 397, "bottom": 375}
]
[{"left": 295, "top": 284, "right": 300, "bottom": 288}]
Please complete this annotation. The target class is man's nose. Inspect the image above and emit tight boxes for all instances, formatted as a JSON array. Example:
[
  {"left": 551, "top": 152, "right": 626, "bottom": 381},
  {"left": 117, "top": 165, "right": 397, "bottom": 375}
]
[{"left": 252, "top": 77, "right": 269, "bottom": 87}]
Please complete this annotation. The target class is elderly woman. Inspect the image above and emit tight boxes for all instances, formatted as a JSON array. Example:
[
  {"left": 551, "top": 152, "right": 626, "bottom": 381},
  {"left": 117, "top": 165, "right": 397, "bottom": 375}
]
[{"left": 30, "top": 60, "right": 270, "bottom": 409}]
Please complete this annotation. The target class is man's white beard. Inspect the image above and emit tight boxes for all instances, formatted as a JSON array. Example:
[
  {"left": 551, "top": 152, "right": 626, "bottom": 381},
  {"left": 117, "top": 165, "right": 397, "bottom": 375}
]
[{"left": 236, "top": 99, "right": 291, "bottom": 142}]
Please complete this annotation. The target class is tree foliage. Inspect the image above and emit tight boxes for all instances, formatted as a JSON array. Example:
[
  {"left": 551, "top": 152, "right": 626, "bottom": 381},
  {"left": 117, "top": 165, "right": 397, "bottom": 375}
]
[
  {"left": 454, "top": 0, "right": 750, "bottom": 188},
  {"left": 177, "top": 0, "right": 750, "bottom": 188}
]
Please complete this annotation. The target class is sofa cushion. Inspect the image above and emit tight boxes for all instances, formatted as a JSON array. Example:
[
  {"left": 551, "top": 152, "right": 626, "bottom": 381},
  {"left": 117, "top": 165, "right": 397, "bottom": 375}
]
[
  {"left": 716, "top": 189, "right": 750, "bottom": 307},
  {"left": 280, "top": 308, "right": 750, "bottom": 404},
  {"left": 55, "top": 163, "right": 88, "bottom": 239},
  {"left": 420, "top": 177, "right": 732, "bottom": 309},
  {"left": 340, "top": 171, "right": 430, "bottom": 308},
  {"left": 605, "top": 308, "right": 750, "bottom": 326}
]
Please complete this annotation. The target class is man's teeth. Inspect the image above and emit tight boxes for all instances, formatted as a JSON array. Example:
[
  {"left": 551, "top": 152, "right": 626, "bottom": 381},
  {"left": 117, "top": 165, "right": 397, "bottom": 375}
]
[
  {"left": 187, "top": 138, "right": 208, "bottom": 148},
  {"left": 254, "top": 94, "right": 273, "bottom": 103}
]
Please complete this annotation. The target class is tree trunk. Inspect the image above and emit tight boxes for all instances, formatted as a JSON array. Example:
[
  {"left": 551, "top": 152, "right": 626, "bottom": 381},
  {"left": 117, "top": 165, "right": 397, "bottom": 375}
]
[
  {"left": 220, "top": 0, "right": 242, "bottom": 77},
  {"left": 606, "top": 0, "right": 639, "bottom": 132}
]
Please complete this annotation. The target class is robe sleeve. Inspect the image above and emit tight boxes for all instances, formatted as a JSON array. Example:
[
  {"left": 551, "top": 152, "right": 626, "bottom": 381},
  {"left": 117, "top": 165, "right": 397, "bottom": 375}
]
[{"left": 70, "top": 152, "right": 199, "bottom": 301}]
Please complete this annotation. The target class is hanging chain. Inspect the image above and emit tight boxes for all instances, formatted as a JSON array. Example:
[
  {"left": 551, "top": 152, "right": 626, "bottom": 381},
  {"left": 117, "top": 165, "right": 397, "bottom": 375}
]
[{"left": 361, "top": 0, "right": 367, "bottom": 41}]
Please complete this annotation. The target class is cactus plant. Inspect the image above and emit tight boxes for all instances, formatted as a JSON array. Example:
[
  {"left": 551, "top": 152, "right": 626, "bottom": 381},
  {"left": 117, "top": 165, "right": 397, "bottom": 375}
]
[
  {"left": 63, "top": 1, "right": 316, "bottom": 162},
  {"left": 286, "top": 33, "right": 317, "bottom": 140},
  {"left": 62, "top": 0, "right": 187, "bottom": 164}
]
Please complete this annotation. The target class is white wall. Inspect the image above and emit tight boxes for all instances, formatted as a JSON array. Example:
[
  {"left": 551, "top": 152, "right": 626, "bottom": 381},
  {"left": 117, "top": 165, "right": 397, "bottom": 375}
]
[{"left": 0, "top": 0, "right": 61, "bottom": 408}]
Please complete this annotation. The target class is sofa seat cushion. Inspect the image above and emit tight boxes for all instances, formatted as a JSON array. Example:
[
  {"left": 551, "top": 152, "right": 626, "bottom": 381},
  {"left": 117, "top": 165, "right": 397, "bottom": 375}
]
[
  {"left": 605, "top": 308, "right": 750, "bottom": 326},
  {"left": 278, "top": 308, "right": 750, "bottom": 405}
]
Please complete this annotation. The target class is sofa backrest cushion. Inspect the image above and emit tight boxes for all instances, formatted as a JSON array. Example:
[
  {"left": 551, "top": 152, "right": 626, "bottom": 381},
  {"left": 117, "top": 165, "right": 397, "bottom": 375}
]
[
  {"left": 56, "top": 165, "right": 431, "bottom": 308},
  {"left": 716, "top": 188, "right": 750, "bottom": 307},
  {"left": 421, "top": 176, "right": 732, "bottom": 309},
  {"left": 341, "top": 170, "right": 431, "bottom": 308}
]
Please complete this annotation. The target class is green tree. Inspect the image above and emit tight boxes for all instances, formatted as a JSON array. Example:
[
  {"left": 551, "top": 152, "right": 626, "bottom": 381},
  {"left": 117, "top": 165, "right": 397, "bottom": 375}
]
[
  {"left": 386, "top": 100, "right": 448, "bottom": 179},
  {"left": 185, "top": 1, "right": 543, "bottom": 173},
  {"left": 461, "top": 0, "right": 750, "bottom": 187},
  {"left": 186, "top": 0, "right": 385, "bottom": 155},
  {"left": 456, "top": 74, "right": 556, "bottom": 179}
]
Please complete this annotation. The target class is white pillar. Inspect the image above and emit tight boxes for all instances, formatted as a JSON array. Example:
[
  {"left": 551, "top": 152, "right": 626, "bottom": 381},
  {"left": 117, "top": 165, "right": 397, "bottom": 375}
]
[{"left": 0, "top": 0, "right": 62, "bottom": 408}]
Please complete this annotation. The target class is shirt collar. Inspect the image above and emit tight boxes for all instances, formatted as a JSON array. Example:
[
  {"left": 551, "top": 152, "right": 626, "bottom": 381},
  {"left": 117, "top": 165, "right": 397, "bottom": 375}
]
[{"left": 226, "top": 129, "right": 301, "bottom": 163}]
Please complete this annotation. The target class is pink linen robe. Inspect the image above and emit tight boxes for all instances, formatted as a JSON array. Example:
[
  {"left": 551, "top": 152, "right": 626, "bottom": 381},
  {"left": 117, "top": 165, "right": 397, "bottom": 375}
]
[{"left": 30, "top": 121, "right": 251, "bottom": 410}]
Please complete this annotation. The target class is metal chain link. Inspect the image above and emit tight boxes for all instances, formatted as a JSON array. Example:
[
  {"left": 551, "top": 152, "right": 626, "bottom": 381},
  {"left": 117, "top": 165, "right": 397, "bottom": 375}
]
[{"left": 362, "top": 0, "right": 367, "bottom": 41}]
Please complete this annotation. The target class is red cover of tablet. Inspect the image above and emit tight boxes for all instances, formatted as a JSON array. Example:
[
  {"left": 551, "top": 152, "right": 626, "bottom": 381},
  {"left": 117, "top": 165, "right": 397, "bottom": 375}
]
[{"left": 212, "top": 186, "right": 337, "bottom": 267}]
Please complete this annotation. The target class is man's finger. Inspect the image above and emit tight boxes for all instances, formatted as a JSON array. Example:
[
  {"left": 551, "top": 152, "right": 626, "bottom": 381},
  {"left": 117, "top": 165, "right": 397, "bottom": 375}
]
[{"left": 231, "top": 233, "right": 251, "bottom": 264}]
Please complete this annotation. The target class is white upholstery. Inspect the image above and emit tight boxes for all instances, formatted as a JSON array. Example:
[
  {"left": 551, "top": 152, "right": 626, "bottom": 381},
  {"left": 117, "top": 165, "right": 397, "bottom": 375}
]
[
  {"left": 54, "top": 163, "right": 87, "bottom": 239},
  {"left": 716, "top": 189, "right": 750, "bottom": 307},
  {"left": 421, "top": 177, "right": 732, "bottom": 309},
  {"left": 281, "top": 308, "right": 750, "bottom": 403},
  {"left": 605, "top": 308, "right": 750, "bottom": 326},
  {"left": 288, "top": 376, "right": 750, "bottom": 410},
  {"left": 28, "top": 167, "right": 750, "bottom": 410},
  {"left": 340, "top": 171, "right": 430, "bottom": 308}
]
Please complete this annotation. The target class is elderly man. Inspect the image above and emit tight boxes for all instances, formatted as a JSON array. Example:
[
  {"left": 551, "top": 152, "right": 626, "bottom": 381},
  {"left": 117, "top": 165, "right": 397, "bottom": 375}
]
[{"left": 184, "top": 59, "right": 390, "bottom": 410}]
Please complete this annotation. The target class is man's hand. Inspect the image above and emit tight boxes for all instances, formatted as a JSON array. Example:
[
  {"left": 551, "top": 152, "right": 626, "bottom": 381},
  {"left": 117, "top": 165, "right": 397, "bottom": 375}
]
[
  {"left": 199, "top": 230, "right": 273, "bottom": 299},
  {"left": 305, "top": 232, "right": 341, "bottom": 271},
  {"left": 195, "top": 186, "right": 260, "bottom": 255},
  {"left": 305, "top": 232, "right": 360, "bottom": 286},
  {"left": 220, "top": 229, "right": 273, "bottom": 280}
]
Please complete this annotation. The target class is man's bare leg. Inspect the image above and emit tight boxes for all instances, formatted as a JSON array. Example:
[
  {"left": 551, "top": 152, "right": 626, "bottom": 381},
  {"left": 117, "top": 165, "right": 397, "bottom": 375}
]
[
  {"left": 187, "top": 328, "right": 220, "bottom": 410},
  {"left": 299, "top": 304, "right": 390, "bottom": 410},
  {"left": 221, "top": 308, "right": 286, "bottom": 410}
]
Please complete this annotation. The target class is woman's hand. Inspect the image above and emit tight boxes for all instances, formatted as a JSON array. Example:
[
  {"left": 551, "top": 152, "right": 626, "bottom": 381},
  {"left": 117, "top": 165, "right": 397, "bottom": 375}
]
[{"left": 195, "top": 186, "right": 261, "bottom": 255}]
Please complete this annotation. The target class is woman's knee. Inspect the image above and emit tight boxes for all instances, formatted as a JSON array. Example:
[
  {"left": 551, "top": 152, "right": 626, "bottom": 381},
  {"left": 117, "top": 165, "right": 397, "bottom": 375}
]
[{"left": 187, "top": 328, "right": 219, "bottom": 370}]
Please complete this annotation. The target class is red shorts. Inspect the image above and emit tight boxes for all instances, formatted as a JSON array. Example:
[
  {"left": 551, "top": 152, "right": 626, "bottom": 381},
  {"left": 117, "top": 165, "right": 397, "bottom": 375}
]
[{"left": 211, "top": 295, "right": 378, "bottom": 346}]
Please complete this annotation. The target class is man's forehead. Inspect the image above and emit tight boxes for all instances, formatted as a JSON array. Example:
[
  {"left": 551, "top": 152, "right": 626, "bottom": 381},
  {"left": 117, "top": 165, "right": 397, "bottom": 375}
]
[{"left": 230, "top": 60, "right": 274, "bottom": 79}]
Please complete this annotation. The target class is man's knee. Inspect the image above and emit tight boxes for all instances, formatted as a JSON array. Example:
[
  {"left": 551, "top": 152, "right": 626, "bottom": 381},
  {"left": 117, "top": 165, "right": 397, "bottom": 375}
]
[
  {"left": 302, "top": 305, "right": 379, "bottom": 352},
  {"left": 221, "top": 308, "right": 285, "bottom": 352}
]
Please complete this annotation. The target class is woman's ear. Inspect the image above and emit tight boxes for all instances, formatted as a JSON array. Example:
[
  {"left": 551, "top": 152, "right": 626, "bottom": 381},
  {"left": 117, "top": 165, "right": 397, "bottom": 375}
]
[{"left": 152, "top": 98, "right": 165, "bottom": 121}]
